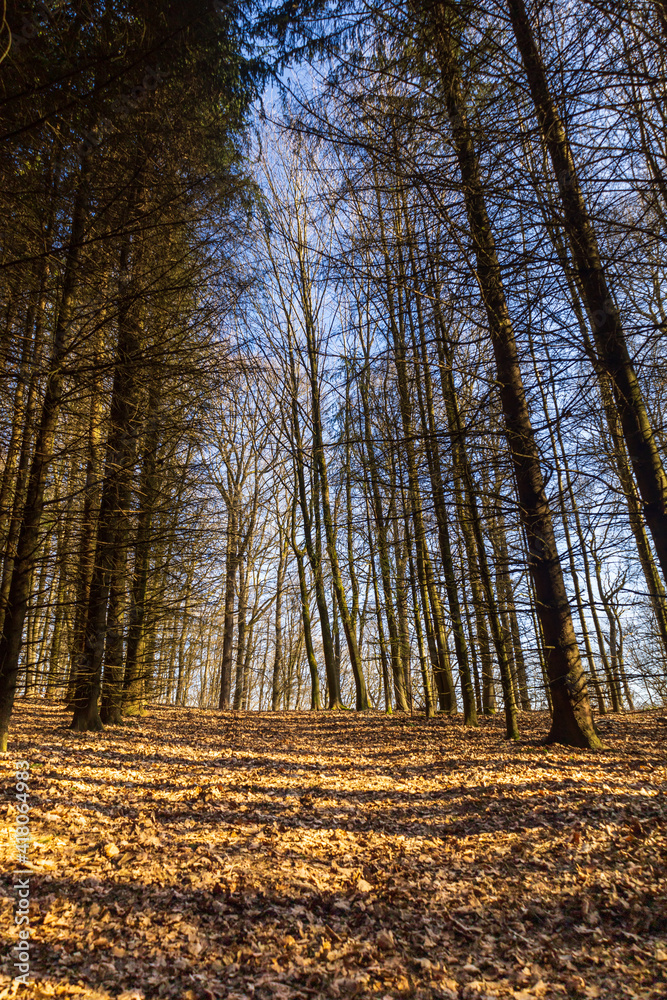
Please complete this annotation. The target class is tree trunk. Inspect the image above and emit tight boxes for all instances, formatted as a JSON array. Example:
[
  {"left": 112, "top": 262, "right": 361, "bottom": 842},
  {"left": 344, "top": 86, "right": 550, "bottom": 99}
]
[
  {"left": 433, "top": 309, "right": 516, "bottom": 733},
  {"left": 529, "top": 337, "right": 607, "bottom": 713},
  {"left": 288, "top": 340, "right": 342, "bottom": 707},
  {"left": 307, "top": 333, "right": 369, "bottom": 709},
  {"left": 71, "top": 233, "right": 142, "bottom": 732},
  {"left": 67, "top": 322, "right": 105, "bottom": 703},
  {"left": 233, "top": 555, "right": 249, "bottom": 710},
  {"left": 122, "top": 394, "right": 159, "bottom": 715},
  {"left": 290, "top": 490, "right": 321, "bottom": 710},
  {"left": 385, "top": 270, "right": 456, "bottom": 711},
  {"left": 394, "top": 524, "right": 413, "bottom": 710},
  {"left": 489, "top": 488, "right": 531, "bottom": 710},
  {"left": 507, "top": 0, "right": 667, "bottom": 583},
  {"left": 408, "top": 272, "right": 477, "bottom": 723},
  {"left": 218, "top": 502, "right": 238, "bottom": 710},
  {"left": 0, "top": 166, "right": 89, "bottom": 750},
  {"left": 430, "top": 10, "right": 600, "bottom": 747},
  {"left": 426, "top": 286, "right": 499, "bottom": 716},
  {"left": 359, "top": 366, "right": 408, "bottom": 709},
  {"left": 99, "top": 535, "right": 127, "bottom": 725},
  {"left": 405, "top": 520, "right": 435, "bottom": 718},
  {"left": 271, "top": 521, "right": 288, "bottom": 711}
]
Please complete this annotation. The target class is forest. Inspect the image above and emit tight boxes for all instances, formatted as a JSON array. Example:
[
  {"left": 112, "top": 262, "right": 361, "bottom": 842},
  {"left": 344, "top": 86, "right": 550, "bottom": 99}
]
[
  {"left": 0, "top": 0, "right": 666, "bottom": 997},
  {"left": 2, "top": 0, "right": 667, "bottom": 750}
]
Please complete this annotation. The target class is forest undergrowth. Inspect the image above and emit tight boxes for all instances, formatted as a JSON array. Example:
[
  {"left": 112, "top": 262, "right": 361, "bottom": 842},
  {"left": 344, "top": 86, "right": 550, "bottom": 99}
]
[{"left": 1, "top": 701, "right": 666, "bottom": 1000}]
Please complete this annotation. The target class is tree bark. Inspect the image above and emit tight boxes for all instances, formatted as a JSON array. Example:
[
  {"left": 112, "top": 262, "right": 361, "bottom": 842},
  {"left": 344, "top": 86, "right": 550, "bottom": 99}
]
[
  {"left": 429, "top": 9, "right": 600, "bottom": 747},
  {"left": 0, "top": 166, "right": 89, "bottom": 750},
  {"left": 122, "top": 393, "right": 160, "bottom": 715},
  {"left": 71, "top": 233, "right": 143, "bottom": 732},
  {"left": 271, "top": 519, "right": 288, "bottom": 711},
  {"left": 233, "top": 555, "right": 249, "bottom": 710},
  {"left": 290, "top": 489, "right": 321, "bottom": 710},
  {"left": 408, "top": 269, "right": 477, "bottom": 723},
  {"left": 218, "top": 502, "right": 238, "bottom": 710},
  {"left": 359, "top": 363, "right": 409, "bottom": 709},
  {"left": 507, "top": 0, "right": 667, "bottom": 583},
  {"left": 288, "top": 339, "right": 343, "bottom": 707},
  {"left": 305, "top": 303, "right": 369, "bottom": 709}
]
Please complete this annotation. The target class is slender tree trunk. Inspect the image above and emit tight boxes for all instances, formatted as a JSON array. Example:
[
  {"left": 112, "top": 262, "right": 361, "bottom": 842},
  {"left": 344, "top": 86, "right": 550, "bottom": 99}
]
[
  {"left": 242, "top": 616, "right": 256, "bottom": 711},
  {"left": 461, "top": 579, "right": 483, "bottom": 712},
  {"left": 529, "top": 339, "right": 607, "bottom": 713},
  {"left": 427, "top": 287, "right": 498, "bottom": 715},
  {"left": 122, "top": 395, "right": 159, "bottom": 715},
  {"left": 489, "top": 487, "right": 531, "bottom": 710},
  {"left": 71, "top": 232, "right": 143, "bottom": 732},
  {"left": 233, "top": 555, "right": 249, "bottom": 710},
  {"left": 99, "top": 535, "right": 127, "bottom": 724},
  {"left": 218, "top": 501, "right": 238, "bottom": 710},
  {"left": 271, "top": 521, "right": 288, "bottom": 711},
  {"left": 344, "top": 384, "right": 360, "bottom": 636},
  {"left": 290, "top": 489, "right": 321, "bottom": 710},
  {"left": 430, "top": 11, "right": 600, "bottom": 747},
  {"left": 394, "top": 526, "right": 412, "bottom": 709},
  {"left": 0, "top": 166, "right": 89, "bottom": 750},
  {"left": 295, "top": 232, "right": 369, "bottom": 708},
  {"left": 175, "top": 588, "right": 192, "bottom": 708},
  {"left": 434, "top": 313, "right": 516, "bottom": 733},
  {"left": 23, "top": 554, "right": 48, "bottom": 697},
  {"left": 307, "top": 337, "right": 369, "bottom": 709},
  {"left": 592, "top": 549, "right": 626, "bottom": 711},
  {"left": 381, "top": 248, "right": 456, "bottom": 711},
  {"left": 359, "top": 365, "right": 408, "bottom": 709},
  {"left": 405, "top": 519, "right": 435, "bottom": 718},
  {"left": 507, "top": 0, "right": 667, "bottom": 583},
  {"left": 67, "top": 323, "right": 105, "bottom": 702},
  {"left": 287, "top": 340, "right": 342, "bottom": 707},
  {"left": 408, "top": 275, "right": 477, "bottom": 723},
  {"left": 371, "top": 541, "right": 392, "bottom": 713},
  {"left": 575, "top": 515, "right": 622, "bottom": 712}
]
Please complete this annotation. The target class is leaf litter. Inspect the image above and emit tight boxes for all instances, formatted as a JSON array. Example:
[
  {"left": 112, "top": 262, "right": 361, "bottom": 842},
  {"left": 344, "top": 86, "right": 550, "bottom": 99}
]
[{"left": 1, "top": 699, "right": 666, "bottom": 999}]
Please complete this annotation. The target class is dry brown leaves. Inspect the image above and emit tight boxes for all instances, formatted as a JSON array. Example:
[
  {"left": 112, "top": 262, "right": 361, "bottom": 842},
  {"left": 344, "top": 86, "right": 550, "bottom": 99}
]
[{"left": 1, "top": 700, "right": 666, "bottom": 1000}]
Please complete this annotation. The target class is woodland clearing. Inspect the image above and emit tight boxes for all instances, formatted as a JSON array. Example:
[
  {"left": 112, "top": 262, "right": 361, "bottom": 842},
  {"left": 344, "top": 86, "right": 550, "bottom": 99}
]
[{"left": 1, "top": 700, "right": 666, "bottom": 1000}]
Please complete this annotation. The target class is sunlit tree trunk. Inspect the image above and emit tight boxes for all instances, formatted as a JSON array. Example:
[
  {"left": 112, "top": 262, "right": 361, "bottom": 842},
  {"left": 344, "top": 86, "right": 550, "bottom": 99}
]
[
  {"left": 407, "top": 261, "right": 477, "bottom": 723},
  {"left": 376, "top": 194, "right": 455, "bottom": 712},
  {"left": 287, "top": 339, "right": 342, "bottom": 707},
  {"left": 433, "top": 305, "right": 516, "bottom": 733},
  {"left": 404, "top": 515, "right": 435, "bottom": 718},
  {"left": 0, "top": 166, "right": 89, "bottom": 750},
  {"left": 122, "top": 396, "right": 160, "bottom": 715},
  {"left": 507, "top": 0, "right": 667, "bottom": 583},
  {"left": 99, "top": 529, "right": 127, "bottom": 725},
  {"left": 232, "top": 554, "right": 249, "bottom": 710},
  {"left": 289, "top": 489, "right": 321, "bottom": 710},
  {"left": 271, "top": 516, "right": 289, "bottom": 711},
  {"left": 303, "top": 276, "right": 369, "bottom": 709},
  {"left": 70, "top": 244, "right": 143, "bottom": 731},
  {"left": 358, "top": 354, "right": 408, "bottom": 710},
  {"left": 429, "top": 8, "right": 600, "bottom": 747}
]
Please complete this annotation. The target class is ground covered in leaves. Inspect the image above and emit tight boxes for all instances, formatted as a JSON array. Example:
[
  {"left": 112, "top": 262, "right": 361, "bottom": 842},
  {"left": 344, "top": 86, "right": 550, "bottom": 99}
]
[{"left": 1, "top": 701, "right": 666, "bottom": 1000}]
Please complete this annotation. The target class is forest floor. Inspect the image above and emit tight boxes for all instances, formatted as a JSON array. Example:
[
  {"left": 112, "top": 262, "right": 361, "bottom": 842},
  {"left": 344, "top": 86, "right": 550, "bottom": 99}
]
[{"left": 1, "top": 701, "right": 666, "bottom": 1000}]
